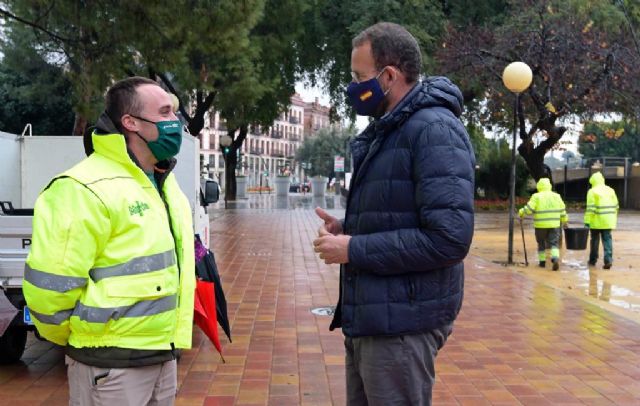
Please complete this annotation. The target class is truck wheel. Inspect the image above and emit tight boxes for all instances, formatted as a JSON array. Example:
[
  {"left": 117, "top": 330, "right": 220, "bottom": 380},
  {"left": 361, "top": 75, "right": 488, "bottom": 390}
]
[{"left": 0, "top": 327, "right": 27, "bottom": 364}]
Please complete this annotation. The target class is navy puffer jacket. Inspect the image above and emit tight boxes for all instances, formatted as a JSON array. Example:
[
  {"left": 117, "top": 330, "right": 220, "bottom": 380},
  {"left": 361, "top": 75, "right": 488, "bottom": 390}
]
[{"left": 330, "top": 77, "right": 475, "bottom": 337}]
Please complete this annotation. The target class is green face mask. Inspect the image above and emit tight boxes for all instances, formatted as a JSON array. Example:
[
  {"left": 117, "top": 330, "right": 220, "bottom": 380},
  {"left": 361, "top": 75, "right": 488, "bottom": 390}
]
[{"left": 132, "top": 115, "right": 183, "bottom": 161}]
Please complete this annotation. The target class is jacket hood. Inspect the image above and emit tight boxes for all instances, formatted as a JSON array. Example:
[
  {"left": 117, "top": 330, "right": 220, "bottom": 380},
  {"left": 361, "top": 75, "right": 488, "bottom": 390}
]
[
  {"left": 590, "top": 171, "right": 605, "bottom": 187},
  {"left": 372, "top": 77, "right": 462, "bottom": 130},
  {"left": 536, "top": 177, "right": 552, "bottom": 192},
  {"left": 95, "top": 112, "right": 121, "bottom": 135},
  {"left": 410, "top": 76, "right": 464, "bottom": 118},
  {"left": 83, "top": 112, "right": 122, "bottom": 156}
]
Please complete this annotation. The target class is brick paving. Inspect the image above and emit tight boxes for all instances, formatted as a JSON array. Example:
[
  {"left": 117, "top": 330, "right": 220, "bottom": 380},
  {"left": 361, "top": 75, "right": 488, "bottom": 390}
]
[{"left": 2, "top": 208, "right": 640, "bottom": 405}]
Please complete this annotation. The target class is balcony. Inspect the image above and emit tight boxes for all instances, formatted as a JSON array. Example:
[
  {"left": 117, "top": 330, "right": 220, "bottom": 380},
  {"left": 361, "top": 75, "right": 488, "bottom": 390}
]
[
  {"left": 271, "top": 151, "right": 285, "bottom": 158},
  {"left": 250, "top": 148, "right": 264, "bottom": 155},
  {"left": 271, "top": 131, "right": 283, "bottom": 139},
  {"left": 289, "top": 135, "right": 301, "bottom": 141},
  {"left": 289, "top": 116, "right": 300, "bottom": 125}
]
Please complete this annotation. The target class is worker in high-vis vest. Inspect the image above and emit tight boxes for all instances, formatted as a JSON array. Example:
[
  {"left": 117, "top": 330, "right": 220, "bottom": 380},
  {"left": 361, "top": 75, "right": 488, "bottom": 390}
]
[
  {"left": 584, "top": 171, "right": 619, "bottom": 269},
  {"left": 519, "top": 177, "right": 568, "bottom": 271},
  {"left": 24, "top": 77, "right": 195, "bottom": 405}
]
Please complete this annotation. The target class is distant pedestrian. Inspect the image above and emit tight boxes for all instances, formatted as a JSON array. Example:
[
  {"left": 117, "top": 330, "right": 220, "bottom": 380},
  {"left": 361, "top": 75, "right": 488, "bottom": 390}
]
[
  {"left": 312, "top": 22, "right": 475, "bottom": 405},
  {"left": 519, "top": 177, "right": 568, "bottom": 271},
  {"left": 584, "top": 172, "right": 619, "bottom": 269}
]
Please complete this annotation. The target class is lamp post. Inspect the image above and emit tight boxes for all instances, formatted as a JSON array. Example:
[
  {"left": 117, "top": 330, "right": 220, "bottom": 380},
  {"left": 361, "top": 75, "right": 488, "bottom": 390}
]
[
  {"left": 219, "top": 134, "right": 232, "bottom": 208},
  {"left": 502, "top": 62, "right": 533, "bottom": 264}
]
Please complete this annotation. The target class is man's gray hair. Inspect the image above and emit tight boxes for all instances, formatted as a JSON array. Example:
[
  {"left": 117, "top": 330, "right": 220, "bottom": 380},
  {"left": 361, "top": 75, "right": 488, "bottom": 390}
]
[{"left": 353, "top": 22, "right": 422, "bottom": 83}]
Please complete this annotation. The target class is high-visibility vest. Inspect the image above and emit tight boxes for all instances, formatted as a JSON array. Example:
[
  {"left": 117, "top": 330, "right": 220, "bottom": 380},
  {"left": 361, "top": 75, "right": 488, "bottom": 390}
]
[
  {"left": 519, "top": 178, "right": 568, "bottom": 228},
  {"left": 584, "top": 172, "right": 618, "bottom": 229},
  {"left": 24, "top": 132, "right": 195, "bottom": 350}
]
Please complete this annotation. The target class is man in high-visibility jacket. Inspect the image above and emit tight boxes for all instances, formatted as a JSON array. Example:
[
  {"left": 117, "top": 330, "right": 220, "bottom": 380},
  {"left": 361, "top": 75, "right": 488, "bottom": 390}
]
[
  {"left": 24, "top": 77, "right": 195, "bottom": 405},
  {"left": 584, "top": 171, "right": 619, "bottom": 269},
  {"left": 519, "top": 177, "right": 568, "bottom": 271}
]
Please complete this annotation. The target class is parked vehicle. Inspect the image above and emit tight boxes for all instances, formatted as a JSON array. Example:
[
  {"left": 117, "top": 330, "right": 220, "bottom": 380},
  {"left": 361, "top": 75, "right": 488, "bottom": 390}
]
[{"left": 289, "top": 181, "right": 311, "bottom": 193}]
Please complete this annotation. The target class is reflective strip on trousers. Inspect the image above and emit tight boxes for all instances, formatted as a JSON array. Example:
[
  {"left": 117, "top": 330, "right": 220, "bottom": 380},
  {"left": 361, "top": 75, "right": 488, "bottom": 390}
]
[
  {"left": 89, "top": 250, "right": 176, "bottom": 282},
  {"left": 24, "top": 265, "right": 88, "bottom": 292}
]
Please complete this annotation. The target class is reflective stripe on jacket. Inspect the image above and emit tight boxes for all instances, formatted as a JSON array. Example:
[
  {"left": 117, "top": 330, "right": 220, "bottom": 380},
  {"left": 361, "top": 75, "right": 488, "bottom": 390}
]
[
  {"left": 24, "top": 131, "right": 195, "bottom": 350},
  {"left": 584, "top": 172, "right": 618, "bottom": 229},
  {"left": 518, "top": 178, "right": 568, "bottom": 228}
]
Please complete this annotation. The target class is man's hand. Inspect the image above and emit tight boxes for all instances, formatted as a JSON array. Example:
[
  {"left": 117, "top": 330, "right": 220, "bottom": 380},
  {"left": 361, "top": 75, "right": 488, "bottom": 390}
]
[
  {"left": 313, "top": 227, "right": 351, "bottom": 264},
  {"left": 315, "top": 207, "right": 343, "bottom": 236}
]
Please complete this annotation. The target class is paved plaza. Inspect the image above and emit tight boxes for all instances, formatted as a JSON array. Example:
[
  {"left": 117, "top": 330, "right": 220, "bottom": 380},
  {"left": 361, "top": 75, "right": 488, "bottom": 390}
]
[{"left": 2, "top": 194, "right": 640, "bottom": 405}]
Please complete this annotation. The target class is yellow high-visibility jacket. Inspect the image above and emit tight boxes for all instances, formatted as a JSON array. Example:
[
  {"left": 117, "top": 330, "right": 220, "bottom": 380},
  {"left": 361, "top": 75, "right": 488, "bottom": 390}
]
[
  {"left": 584, "top": 172, "right": 618, "bottom": 229},
  {"left": 519, "top": 178, "right": 568, "bottom": 228},
  {"left": 24, "top": 131, "right": 195, "bottom": 350}
]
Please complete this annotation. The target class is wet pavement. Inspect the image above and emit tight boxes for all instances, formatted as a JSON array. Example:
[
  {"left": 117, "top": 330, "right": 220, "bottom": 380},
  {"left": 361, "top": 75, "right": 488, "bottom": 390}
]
[
  {"left": 473, "top": 210, "right": 640, "bottom": 325},
  {"left": 2, "top": 195, "right": 640, "bottom": 405}
]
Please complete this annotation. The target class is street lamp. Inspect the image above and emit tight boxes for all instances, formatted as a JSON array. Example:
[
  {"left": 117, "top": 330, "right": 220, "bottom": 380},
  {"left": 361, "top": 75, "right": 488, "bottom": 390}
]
[
  {"left": 219, "top": 135, "right": 232, "bottom": 208},
  {"left": 502, "top": 61, "right": 533, "bottom": 265}
]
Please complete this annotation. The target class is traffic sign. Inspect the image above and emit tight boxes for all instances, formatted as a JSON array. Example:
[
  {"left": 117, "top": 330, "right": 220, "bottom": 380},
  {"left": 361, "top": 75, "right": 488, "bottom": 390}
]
[{"left": 334, "top": 156, "right": 344, "bottom": 172}]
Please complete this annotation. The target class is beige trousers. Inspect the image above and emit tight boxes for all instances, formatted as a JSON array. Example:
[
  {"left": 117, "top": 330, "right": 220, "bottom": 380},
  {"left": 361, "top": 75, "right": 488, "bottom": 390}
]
[{"left": 66, "top": 356, "right": 177, "bottom": 406}]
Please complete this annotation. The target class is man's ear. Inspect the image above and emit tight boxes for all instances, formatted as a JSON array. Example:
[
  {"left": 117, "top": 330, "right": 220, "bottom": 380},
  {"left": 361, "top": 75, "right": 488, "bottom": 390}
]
[
  {"left": 121, "top": 114, "right": 137, "bottom": 133},
  {"left": 387, "top": 66, "right": 402, "bottom": 84}
]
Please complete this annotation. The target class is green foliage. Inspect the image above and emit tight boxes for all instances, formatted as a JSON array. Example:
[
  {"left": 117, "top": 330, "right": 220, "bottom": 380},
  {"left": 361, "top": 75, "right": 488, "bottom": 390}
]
[
  {"left": 216, "top": 0, "right": 306, "bottom": 129},
  {"left": 475, "top": 141, "right": 530, "bottom": 199},
  {"left": 466, "top": 122, "right": 491, "bottom": 164},
  {"left": 299, "top": 0, "right": 445, "bottom": 113},
  {"left": 443, "top": 0, "right": 509, "bottom": 27},
  {"left": 579, "top": 120, "right": 640, "bottom": 162},
  {"left": 296, "top": 126, "right": 357, "bottom": 178},
  {"left": 0, "top": 25, "right": 74, "bottom": 135},
  {"left": 4, "top": 1, "right": 141, "bottom": 128},
  {"left": 1, "top": 1, "right": 265, "bottom": 134}
]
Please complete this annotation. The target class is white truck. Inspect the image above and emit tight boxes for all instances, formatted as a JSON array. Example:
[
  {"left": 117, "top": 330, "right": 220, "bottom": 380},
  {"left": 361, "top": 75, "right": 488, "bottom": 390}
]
[{"left": 0, "top": 129, "right": 218, "bottom": 363}]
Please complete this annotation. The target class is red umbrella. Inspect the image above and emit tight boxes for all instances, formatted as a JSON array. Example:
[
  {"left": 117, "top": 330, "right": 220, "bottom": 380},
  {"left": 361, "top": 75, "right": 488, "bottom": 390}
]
[{"left": 194, "top": 279, "right": 225, "bottom": 362}]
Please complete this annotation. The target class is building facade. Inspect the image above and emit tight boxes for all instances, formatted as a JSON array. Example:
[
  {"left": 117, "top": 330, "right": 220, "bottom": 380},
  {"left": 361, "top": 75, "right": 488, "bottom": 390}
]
[{"left": 199, "top": 94, "right": 333, "bottom": 189}]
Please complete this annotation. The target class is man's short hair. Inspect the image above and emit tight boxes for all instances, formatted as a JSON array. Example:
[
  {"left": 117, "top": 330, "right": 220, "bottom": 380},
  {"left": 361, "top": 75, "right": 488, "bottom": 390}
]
[
  {"left": 105, "top": 76, "right": 158, "bottom": 130},
  {"left": 353, "top": 22, "right": 422, "bottom": 83}
]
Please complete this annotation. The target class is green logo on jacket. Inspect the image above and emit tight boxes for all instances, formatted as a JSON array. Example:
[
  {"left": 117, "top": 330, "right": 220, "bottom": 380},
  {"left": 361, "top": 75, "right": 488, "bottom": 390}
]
[{"left": 129, "top": 201, "right": 150, "bottom": 216}]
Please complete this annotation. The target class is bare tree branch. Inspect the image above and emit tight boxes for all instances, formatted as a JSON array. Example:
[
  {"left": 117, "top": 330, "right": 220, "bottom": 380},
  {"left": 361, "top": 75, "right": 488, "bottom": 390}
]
[{"left": 0, "top": 6, "right": 74, "bottom": 44}]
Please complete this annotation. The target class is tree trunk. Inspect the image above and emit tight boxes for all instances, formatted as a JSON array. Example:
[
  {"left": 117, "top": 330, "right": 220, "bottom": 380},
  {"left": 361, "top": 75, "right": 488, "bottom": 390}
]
[
  {"left": 72, "top": 113, "right": 88, "bottom": 136},
  {"left": 517, "top": 93, "right": 566, "bottom": 184},
  {"left": 224, "top": 150, "right": 238, "bottom": 201},
  {"left": 187, "top": 90, "right": 216, "bottom": 137}
]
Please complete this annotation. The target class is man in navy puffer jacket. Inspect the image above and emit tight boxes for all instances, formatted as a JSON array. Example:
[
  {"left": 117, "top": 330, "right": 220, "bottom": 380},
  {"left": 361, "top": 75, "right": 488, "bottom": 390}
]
[{"left": 313, "top": 22, "right": 475, "bottom": 405}]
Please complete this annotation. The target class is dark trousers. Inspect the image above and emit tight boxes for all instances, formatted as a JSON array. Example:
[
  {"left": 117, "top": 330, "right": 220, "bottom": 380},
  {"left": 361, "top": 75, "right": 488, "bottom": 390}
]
[
  {"left": 344, "top": 323, "right": 453, "bottom": 406},
  {"left": 589, "top": 229, "right": 613, "bottom": 265},
  {"left": 534, "top": 228, "right": 561, "bottom": 261}
]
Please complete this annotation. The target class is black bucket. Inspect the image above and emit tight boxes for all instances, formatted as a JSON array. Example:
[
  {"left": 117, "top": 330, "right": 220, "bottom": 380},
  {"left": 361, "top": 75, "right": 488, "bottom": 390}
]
[{"left": 564, "top": 227, "right": 589, "bottom": 250}]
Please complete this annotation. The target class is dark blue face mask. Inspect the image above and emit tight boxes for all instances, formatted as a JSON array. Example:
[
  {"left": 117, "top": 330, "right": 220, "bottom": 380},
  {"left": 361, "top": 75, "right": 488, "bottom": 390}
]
[{"left": 346, "top": 69, "right": 389, "bottom": 117}]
